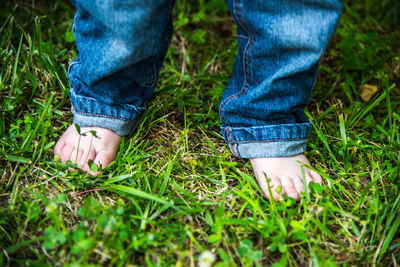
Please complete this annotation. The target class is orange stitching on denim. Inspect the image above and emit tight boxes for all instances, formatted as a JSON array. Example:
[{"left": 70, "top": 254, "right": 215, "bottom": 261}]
[
  {"left": 74, "top": 110, "right": 131, "bottom": 121},
  {"left": 227, "top": 137, "right": 307, "bottom": 143},
  {"left": 219, "top": 0, "right": 255, "bottom": 124},
  {"left": 225, "top": 127, "right": 232, "bottom": 140}
]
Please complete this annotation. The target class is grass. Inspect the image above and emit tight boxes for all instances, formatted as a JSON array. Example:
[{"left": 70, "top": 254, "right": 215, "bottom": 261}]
[{"left": 0, "top": 0, "right": 399, "bottom": 266}]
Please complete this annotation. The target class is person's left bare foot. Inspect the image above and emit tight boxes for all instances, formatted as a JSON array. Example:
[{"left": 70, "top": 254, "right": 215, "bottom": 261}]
[{"left": 250, "top": 154, "right": 322, "bottom": 200}]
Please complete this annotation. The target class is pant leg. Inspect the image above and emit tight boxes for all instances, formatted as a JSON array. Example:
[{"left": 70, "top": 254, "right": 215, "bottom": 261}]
[
  {"left": 69, "top": 0, "right": 175, "bottom": 136},
  {"left": 220, "top": 0, "right": 342, "bottom": 158}
]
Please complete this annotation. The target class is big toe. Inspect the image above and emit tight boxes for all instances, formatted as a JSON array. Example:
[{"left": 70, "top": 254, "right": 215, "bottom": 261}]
[
  {"left": 86, "top": 149, "right": 116, "bottom": 176},
  {"left": 258, "top": 175, "right": 283, "bottom": 200},
  {"left": 79, "top": 148, "right": 96, "bottom": 173},
  {"left": 59, "top": 143, "right": 74, "bottom": 164},
  {"left": 309, "top": 170, "right": 322, "bottom": 185},
  {"left": 54, "top": 139, "right": 65, "bottom": 155}
]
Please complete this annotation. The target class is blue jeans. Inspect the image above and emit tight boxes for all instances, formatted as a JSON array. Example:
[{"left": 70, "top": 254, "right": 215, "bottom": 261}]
[{"left": 69, "top": 0, "right": 342, "bottom": 158}]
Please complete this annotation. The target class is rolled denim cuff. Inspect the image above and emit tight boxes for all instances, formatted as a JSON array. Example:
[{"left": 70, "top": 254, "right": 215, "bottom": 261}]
[
  {"left": 72, "top": 112, "right": 135, "bottom": 136},
  {"left": 221, "top": 122, "right": 312, "bottom": 158},
  {"left": 70, "top": 88, "right": 143, "bottom": 136}
]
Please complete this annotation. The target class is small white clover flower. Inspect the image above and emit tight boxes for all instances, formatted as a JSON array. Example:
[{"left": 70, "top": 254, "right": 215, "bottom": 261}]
[
  {"left": 45, "top": 202, "right": 57, "bottom": 213},
  {"left": 198, "top": 250, "right": 216, "bottom": 267},
  {"left": 148, "top": 233, "right": 154, "bottom": 241}
]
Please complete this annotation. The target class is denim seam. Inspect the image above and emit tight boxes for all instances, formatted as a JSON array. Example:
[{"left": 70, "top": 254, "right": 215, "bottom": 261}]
[
  {"left": 235, "top": 144, "right": 242, "bottom": 158},
  {"left": 72, "top": 107, "right": 132, "bottom": 121},
  {"left": 144, "top": 62, "right": 150, "bottom": 87},
  {"left": 219, "top": 0, "right": 255, "bottom": 124},
  {"left": 144, "top": 62, "right": 152, "bottom": 87},
  {"left": 236, "top": 34, "right": 249, "bottom": 40},
  {"left": 143, "top": 60, "right": 157, "bottom": 88},
  {"left": 225, "top": 127, "right": 232, "bottom": 141},
  {"left": 227, "top": 137, "right": 308, "bottom": 144},
  {"left": 230, "top": 143, "right": 241, "bottom": 158},
  {"left": 151, "top": 62, "right": 157, "bottom": 87},
  {"left": 68, "top": 60, "right": 79, "bottom": 75}
]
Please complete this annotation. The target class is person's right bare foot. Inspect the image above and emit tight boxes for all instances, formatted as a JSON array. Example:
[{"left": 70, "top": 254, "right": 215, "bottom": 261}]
[{"left": 54, "top": 125, "right": 121, "bottom": 175}]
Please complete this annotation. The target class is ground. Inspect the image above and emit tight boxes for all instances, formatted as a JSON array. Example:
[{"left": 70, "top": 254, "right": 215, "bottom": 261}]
[{"left": 0, "top": 0, "right": 399, "bottom": 266}]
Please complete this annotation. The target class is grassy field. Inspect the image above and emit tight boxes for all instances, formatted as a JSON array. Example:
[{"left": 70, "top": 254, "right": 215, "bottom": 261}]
[{"left": 1, "top": 0, "right": 399, "bottom": 266}]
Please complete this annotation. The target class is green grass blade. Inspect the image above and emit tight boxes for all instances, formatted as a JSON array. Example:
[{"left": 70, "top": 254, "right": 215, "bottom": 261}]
[
  {"left": 339, "top": 114, "right": 347, "bottom": 147},
  {"left": 310, "top": 217, "right": 345, "bottom": 249},
  {"left": 378, "top": 215, "right": 400, "bottom": 262},
  {"left": 305, "top": 109, "right": 339, "bottom": 167},
  {"left": 348, "top": 84, "right": 395, "bottom": 128},
  {"left": 301, "top": 165, "right": 310, "bottom": 202},
  {"left": 10, "top": 33, "right": 23, "bottom": 93},
  {"left": 20, "top": 92, "right": 55, "bottom": 153},
  {"left": 6, "top": 155, "right": 32, "bottom": 164},
  {"left": 104, "top": 173, "right": 135, "bottom": 185},
  {"left": 160, "top": 161, "right": 173, "bottom": 196},
  {"left": 234, "top": 168, "right": 264, "bottom": 195},
  {"left": 6, "top": 237, "right": 45, "bottom": 254},
  {"left": 107, "top": 184, "right": 178, "bottom": 210}
]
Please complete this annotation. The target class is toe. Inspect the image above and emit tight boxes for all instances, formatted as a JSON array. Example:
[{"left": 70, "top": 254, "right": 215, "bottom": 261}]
[
  {"left": 302, "top": 170, "right": 313, "bottom": 186},
  {"left": 292, "top": 176, "right": 305, "bottom": 195},
  {"left": 70, "top": 148, "right": 82, "bottom": 164},
  {"left": 281, "top": 176, "right": 299, "bottom": 200},
  {"left": 256, "top": 173, "right": 282, "bottom": 200},
  {"left": 54, "top": 137, "right": 67, "bottom": 155},
  {"left": 268, "top": 176, "right": 284, "bottom": 200},
  {"left": 65, "top": 148, "right": 80, "bottom": 172},
  {"left": 59, "top": 144, "right": 74, "bottom": 164},
  {"left": 91, "top": 150, "right": 116, "bottom": 174},
  {"left": 309, "top": 170, "right": 322, "bottom": 185},
  {"left": 81, "top": 149, "right": 97, "bottom": 174},
  {"left": 76, "top": 148, "right": 85, "bottom": 168}
]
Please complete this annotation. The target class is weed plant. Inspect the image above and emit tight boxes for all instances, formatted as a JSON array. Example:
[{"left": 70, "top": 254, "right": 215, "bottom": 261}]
[{"left": 0, "top": 0, "right": 399, "bottom": 266}]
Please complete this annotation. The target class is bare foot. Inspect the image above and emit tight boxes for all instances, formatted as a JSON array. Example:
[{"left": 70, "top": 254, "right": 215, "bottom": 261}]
[
  {"left": 54, "top": 125, "right": 121, "bottom": 175},
  {"left": 250, "top": 154, "right": 322, "bottom": 200}
]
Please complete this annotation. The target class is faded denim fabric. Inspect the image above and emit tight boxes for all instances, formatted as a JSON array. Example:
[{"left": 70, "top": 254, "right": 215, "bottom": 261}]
[
  {"left": 220, "top": 0, "right": 342, "bottom": 157},
  {"left": 69, "top": 0, "right": 174, "bottom": 136},
  {"left": 68, "top": 0, "right": 342, "bottom": 158}
]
